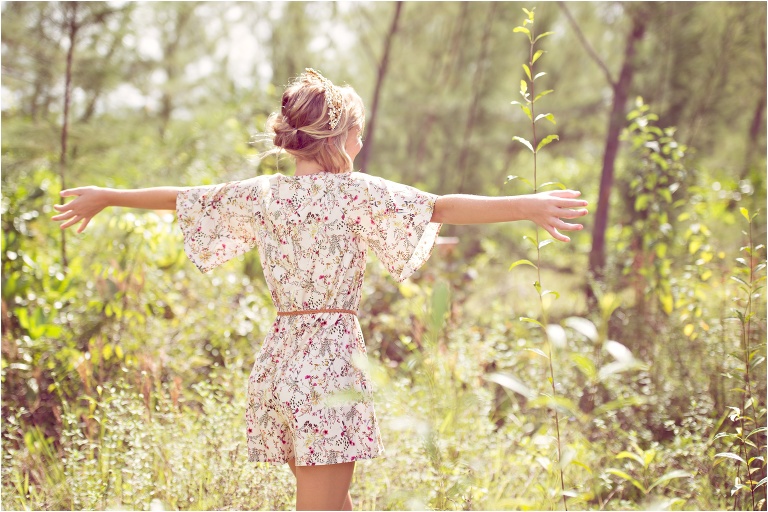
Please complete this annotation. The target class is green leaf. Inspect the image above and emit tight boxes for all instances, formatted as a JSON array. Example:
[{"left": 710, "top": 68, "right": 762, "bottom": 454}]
[
  {"left": 513, "top": 136, "right": 534, "bottom": 153},
  {"left": 528, "top": 395, "right": 580, "bottom": 416},
  {"left": 506, "top": 175, "right": 534, "bottom": 189},
  {"left": 538, "top": 239, "right": 554, "bottom": 249},
  {"left": 509, "top": 259, "right": 538, "bottom": 271},
  {"left": 539, "top": 181, "right": 567, "bottom": 190},
  {"left": 648, "top": 471, "right": 693, "bottom": 491},
  {"left": 534, "top": 90, "right": 554, "bottom": 103},
  {"left": 616, "top": 451, "right": 645, "bottom": 466},
  {"left": 485, "top": 372, "right": 533, "bottom": 399},
  {"left": 564, "top": 317, "right": 598, "bottom": 342},
  {"left": 532, "top": 49, "right": 544, "bottom": 64},
  {"left": 536, "top": 134, "right": 559, "bottom": 152},
  {"left": 520, "top": 79, "right": 528, "bottom": 95},
  {"left": 519, "top": 316, "right": 545, "bottom": 329},
  {"left": 634, "top": 194, "right": 650, "bottom": 211},
  {"left": 715, "top": 452, "right": 747, "bottom": 465},
  {"left": 522, "top": 235, "right": 538, "bottom": 248},
  {"left": 659, "top": 291, "right": 673, "bottom": 314},
  {"left": 525, "top": 348, "right": 549, "bottom": 361},
  {"left": 740, "top": 207, "right": 750, "bottom": 223},
  {"left": 534, "top": 31, "right": 555, "bottom": 43},
  {"left": 523, "top": 7, "right": 534, "bottom": 19},
  {"left": 521, "top": 104, "right": 532, "bottom": 120},
  {"left": 513, "top": 26, "right": 532, "bottom": 41},
  {"left": 606, "top": 469, "right": 647, "bottom": 494},
  {"left": 522, "top": 63, "right": 532, "bottom": 81},
  {"left": 534, "top": 113, "right": 556, "bottom": 125},
  {"left": 570, "top": 354, "right": 597, "bottom": 380},
  {"left": 533, "top": 72, "right": 547, "bottom": 81}
]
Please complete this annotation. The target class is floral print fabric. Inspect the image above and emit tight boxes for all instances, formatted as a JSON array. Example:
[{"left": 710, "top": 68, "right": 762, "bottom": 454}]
[{"left": 176, "top": 172, "right": 442, "bottom": 466}]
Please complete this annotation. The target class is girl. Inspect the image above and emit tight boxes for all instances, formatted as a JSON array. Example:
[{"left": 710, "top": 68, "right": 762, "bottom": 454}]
[{"left": 52, "top": 68, "right": 588, "bottom": 511}]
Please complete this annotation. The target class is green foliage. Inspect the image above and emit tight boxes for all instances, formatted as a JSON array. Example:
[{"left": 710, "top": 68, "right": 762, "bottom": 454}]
[
  {"left": 619, "top": 97, "right": 692, "bottom": 317},
  {"left": 712, "top": 208, "right": 767, "bottom": 510}
]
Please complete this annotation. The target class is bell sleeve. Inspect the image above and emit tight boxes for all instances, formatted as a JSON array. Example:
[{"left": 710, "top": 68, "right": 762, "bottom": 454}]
[
  {"left": 358, "top": 175, "right": 442, "bottom": 282},
  {"left": 176, "top": 179, "right": 262, "bottom": 273}
]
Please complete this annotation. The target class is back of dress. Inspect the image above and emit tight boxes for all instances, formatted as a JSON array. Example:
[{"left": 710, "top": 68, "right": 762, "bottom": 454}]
[
  {"left": 177, "top": 171, "right": 441, "bottom": 312},
  {"left": 175, "top": 171, "right": 442, "bottom": 466}
]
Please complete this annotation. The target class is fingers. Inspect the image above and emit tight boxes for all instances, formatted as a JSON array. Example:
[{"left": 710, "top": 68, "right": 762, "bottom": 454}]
[
  {"left": 60, "top": 188, "right": 84, "bottom": 197},
  {"left": 557, "top": 207, "right": 589, "bottom": 219},
  {"left": 59, "top": 215, "right": 82, "bottom": 230},
  {"left": 51, "top": 210, "right": 76, "bottom": 221},
  {"left": 77, "top": 217, "right": 91, "bottom": 233},
  {"left": 548, "top": 227, "right": 570, "bottom": 243},
  {"left": 556, "top": 219, "right": 583, "bottom": 231},
  {"left": 555, "top": 198, "right": 589, "bottom": 208},
  {"left": 549, "top": 189, "right": 581, "bottom": 199}
]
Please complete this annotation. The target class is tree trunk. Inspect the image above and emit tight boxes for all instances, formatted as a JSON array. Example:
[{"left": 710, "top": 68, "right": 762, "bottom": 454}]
[
  {"left": 357, "top": 2, "right": 402, "bottom": 173},
  {"left": 456, "top": 3, "right": 497, "bottom": 194},
  {"left": 59, "top": 2, "right": 79, "bottom": 270},
  {"left": 587, "top": 15, "right": 646, "bottom": 292}
]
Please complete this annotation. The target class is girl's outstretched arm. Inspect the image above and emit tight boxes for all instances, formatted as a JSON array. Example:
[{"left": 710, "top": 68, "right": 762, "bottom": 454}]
[
  {"left": 431, "top": 190, "right": 588, "bottom": 242},
  {"left": 52, "top": 186, "right": 183, "bottom": 233}
]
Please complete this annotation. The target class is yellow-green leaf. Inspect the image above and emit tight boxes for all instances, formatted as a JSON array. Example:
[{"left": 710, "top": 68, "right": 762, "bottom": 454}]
[
  {"left": 513, "top": 26, "right": 532, "bottom": 41},
  {"left": 509, "top": 259, "right": 538, "bottom": 271},
  {"left": 523, "top": 7, "right": 534, "bottom": 20},
  {"left": 659, "top": 292, "right": 673, "bottom": 314},
  {"left": 522, "top": 63, "right": 532, "bottom": 81},
  {"left": 606, "top": 469, "right": 647, "bottom": 494},
  {"left": 683, "top": 324, "right": 694, "bottom": 337},
  {"left": 534, "top": 89, "right": 553, "bottom": 102},
  {"left": 513, "top": 136, "right": 534, "bottom": 153},
  {"left": 532, "top": 49, "right": 544, "bottom": 64},
  {"left": 536, "top": 134, "right": 559, "bottom": 152},
  {"left": 520, "top": 79, "right": 528, "bottom": 95},
  {"left": 535, "top": 113, "right": 556, "bottom": 125},
  {"left": 740, "top": 207, "right": 750, "bottom": 223},
  {"left": 534, "top": 31, "right": 555, "bottom": 43}
]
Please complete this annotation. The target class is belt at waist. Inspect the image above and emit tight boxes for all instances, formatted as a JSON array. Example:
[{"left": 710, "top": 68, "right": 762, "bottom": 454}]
[{"left": 276, "top": 308, "right": 357, "bottom": 317}]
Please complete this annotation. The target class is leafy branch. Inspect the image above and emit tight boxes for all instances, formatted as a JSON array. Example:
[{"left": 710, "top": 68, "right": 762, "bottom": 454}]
[{"left": 506, "top": 7, "right": 568, "bottom": 510}]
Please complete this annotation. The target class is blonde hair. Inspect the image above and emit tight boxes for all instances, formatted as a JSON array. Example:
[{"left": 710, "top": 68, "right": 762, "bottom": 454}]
[{"left": 263, "top": 72, "right": 365, "bottom": 174}]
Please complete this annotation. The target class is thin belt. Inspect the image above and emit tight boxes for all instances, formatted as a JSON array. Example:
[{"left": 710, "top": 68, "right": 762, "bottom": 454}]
[{"left": 276, "top": 308, "right": 357, "bottom": 317}]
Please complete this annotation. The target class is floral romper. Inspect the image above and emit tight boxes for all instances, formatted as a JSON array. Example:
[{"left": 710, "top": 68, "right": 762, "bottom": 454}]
[{"left": 175, "top": 171, "right": 442, "bottom": 466}]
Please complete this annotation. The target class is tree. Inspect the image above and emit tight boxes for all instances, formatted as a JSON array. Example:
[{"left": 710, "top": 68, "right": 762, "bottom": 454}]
[{"left": 559, "top": 2, "right": 648, "bottom": 297}]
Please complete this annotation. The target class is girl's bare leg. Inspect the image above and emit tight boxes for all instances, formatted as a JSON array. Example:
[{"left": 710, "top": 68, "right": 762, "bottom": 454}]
[{"left": 287, "top": 457, "right": 355, "bottom": 510}]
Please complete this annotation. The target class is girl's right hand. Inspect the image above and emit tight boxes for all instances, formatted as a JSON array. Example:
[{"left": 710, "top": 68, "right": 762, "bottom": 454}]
[
  {"left": 525, "top": 189, "right": 588, "bottom": 243},
  {"left": 52, "top": 186, "right": 110, "bottom": 233}
]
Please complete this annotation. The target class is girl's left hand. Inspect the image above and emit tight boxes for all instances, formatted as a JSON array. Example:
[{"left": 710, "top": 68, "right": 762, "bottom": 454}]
[
  {"left": 526, "top": 190, "right": 589, "bottom": 242},
  {"left": 52, "top": 186, "right": 110, "bottom": 233}
]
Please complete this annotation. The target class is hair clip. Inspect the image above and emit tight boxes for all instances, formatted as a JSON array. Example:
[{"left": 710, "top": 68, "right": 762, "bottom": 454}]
[{"left": 304, "top": 68, "right": 344, "bottom": 130}]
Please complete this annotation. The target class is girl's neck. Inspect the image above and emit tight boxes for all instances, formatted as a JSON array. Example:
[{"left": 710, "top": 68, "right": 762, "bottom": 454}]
[
  {"left": 294, "top": 158, "right": 352, "bottom": 176},
  {"left": 294, "top": 159, "right": 326, "bottom": 176}
]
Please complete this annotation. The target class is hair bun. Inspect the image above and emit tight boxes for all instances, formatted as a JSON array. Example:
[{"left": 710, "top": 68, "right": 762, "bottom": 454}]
[{"left": 269, "top": 113, "right": 306, "bottom": 151}]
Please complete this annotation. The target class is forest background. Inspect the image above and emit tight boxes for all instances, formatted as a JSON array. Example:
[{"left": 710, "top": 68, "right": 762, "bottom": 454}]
[{"left": 1, "top": 1, "right": 767, "bottom": 510}]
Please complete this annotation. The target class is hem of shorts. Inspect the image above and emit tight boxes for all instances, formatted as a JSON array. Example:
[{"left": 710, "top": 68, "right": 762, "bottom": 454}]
[{"left": 248, "top": 448, "right": 385, "bottom": 467}]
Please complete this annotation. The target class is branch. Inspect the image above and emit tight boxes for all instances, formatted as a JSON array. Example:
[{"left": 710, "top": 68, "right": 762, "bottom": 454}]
[{"left": 558, "top": 1, "right": 616, "bottom": 88}]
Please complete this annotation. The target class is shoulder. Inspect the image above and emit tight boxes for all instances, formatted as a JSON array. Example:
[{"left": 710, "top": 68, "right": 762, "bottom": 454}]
[{"left": 345, "top": 171, "right": 406, "bottom": 195}]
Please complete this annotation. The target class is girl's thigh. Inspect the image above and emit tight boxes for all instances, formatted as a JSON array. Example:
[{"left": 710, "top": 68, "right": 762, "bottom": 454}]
[{"left": 294, "top": 461, "right": 355, "bottom": 511}]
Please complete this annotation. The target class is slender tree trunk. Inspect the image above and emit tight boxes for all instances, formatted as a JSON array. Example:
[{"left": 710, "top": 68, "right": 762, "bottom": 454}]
[
  {"left": 59, "top": 2, "right": 79, "bottom": 269},
  {"left": 456, "top": 3, "right": 497, "bottom": 194},
  {"left": 587, "top": 15, "right": 646, "bottom": 293},
  {"left": 357, "top": 1, "right": 402, "bottom": 173}
]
